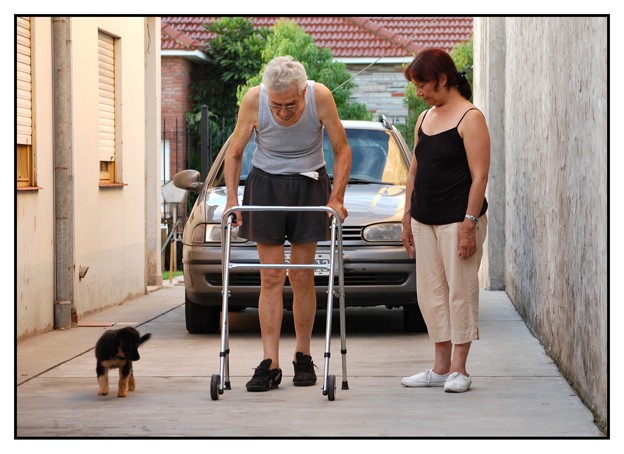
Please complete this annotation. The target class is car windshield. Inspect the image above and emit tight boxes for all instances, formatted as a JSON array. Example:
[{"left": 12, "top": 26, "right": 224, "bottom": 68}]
[{"left": 214, "top": 127, "right": 409, "bottom": 186}]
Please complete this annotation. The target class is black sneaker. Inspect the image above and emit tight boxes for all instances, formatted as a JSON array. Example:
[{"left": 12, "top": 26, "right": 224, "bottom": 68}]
[
  {"left": 292, "top": 352, "right": 317, "bottom": 386},
  {"left": 246, "top": 359, "right": 282, "bottom": 392}
]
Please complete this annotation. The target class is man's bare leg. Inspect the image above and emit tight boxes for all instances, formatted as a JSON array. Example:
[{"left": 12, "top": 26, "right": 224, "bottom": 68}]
[
  {"left": 288, "top": 242, "right": 318, "bottom": 359},
  {"left": 256, "top": 242, "right": 287, "bottom": 369}
]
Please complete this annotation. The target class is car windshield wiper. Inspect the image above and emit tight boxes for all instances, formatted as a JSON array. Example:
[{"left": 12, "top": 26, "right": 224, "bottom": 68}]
[
  {"left": 349, "top": 178, "right": 396, "bottom": 185},
  {"left": 348, "top": 177, "right": 379, "bottom": 184}
]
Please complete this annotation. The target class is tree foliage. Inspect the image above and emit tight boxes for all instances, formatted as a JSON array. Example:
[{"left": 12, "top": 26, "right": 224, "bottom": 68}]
[
  {"left": 239, "top": 19, "right": 370, "bottom": 121},
  {"left": 185, "top": 17, "right": 269, "bottom": 163},
  {"left": 184, "top": 17, "right": 372, "bottom": 167}
]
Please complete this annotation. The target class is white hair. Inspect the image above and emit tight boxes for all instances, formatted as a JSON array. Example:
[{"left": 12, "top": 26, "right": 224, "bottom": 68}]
[{"left": 262, "top": 55, "right": 308, "bottom": 94}]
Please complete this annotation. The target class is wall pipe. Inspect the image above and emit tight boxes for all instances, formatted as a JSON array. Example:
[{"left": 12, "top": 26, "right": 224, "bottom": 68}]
[{"left": 52, "top": 17, "right": 75, "bottom": 329}]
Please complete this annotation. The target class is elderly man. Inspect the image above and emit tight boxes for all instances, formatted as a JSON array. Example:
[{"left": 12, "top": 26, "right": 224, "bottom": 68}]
[{"left": 224, "top": 55, "right": 351, "bottom": 392}]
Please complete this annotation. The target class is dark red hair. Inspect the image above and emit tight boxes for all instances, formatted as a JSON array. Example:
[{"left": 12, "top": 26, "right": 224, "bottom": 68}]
[{"left": 404, "top": 48, "right": 472, "bottom": 100}]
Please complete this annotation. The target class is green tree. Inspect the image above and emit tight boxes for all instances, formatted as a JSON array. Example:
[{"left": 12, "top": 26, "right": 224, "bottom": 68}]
[
  {"left": 238, "top": 19, "right": 371, "bottom": 121},
  {"left": 402, "top": 37, "right": 474, "bottom": 149},
  {"left": 186, "top": 17, "right": 373, "bottom": 171},
  {"left": 450, "top": 36, "right": 473, "bottom": 82},
  {"left": 186, "top": 17, "right": 269, "bottom": 164}
]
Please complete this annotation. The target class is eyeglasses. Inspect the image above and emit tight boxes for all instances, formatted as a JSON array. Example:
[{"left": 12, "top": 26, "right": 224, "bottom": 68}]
[{"left": 268, "top": 101, "right": 300, "bottom": 111}]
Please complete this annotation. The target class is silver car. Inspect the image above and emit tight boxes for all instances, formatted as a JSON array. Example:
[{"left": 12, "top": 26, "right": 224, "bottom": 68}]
[{"left": 173, "top": 117, "right": 425, "bottom": 334}]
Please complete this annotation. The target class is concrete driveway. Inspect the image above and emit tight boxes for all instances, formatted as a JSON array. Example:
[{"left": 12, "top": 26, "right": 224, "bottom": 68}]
[{"left": 16, "top": 281, "right": 604, "bottom": 438}]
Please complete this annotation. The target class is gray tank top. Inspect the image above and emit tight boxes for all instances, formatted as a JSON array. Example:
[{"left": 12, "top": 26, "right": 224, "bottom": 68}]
[{"left": 251, "top": 80, "right": 325, "bottom": 175}]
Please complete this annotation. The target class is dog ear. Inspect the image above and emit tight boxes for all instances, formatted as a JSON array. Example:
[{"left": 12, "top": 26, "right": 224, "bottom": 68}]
[
  {"left": 139, "top": 333, "right": 152, "bottom": 345},
  {"left": 114, "top": 327, "right": 131, "bottom": 340},
  {"left": 112, "top": 328, "right": 127, "bottom": 343}
]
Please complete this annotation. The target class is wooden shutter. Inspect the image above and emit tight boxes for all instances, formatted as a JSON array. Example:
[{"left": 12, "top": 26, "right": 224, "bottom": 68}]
[
  {"left": 98, "top": 32, "right": 115, "bottom": 162},
  {"left": 16, "top": 17, "right": 32, "bottom": 146}
]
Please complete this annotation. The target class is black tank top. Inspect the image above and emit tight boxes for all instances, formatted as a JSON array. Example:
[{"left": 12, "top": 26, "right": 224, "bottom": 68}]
[{"left": 411, "top": 108, "right": 488, "bottom": 225}]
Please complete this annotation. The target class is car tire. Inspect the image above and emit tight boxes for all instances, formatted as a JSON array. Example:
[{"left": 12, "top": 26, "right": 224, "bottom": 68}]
[
  {"left": 185, "top": 294, "right": 221, "bottom": 334},
  {"left": 403, "top": 303, "right": 427, "bottom": 333}
]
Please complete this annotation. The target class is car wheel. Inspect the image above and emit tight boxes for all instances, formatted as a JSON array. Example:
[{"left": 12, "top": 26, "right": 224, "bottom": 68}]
[
  {"left": 403, "top": 303, "right": 427, "bottom": 333},
  {"left": 185, "top": 294, "right": 221, "bottom": 334}
]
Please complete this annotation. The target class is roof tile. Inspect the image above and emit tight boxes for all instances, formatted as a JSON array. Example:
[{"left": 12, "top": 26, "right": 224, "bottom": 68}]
[{"left": 161, "top": 16, "right": 473, "bottom": 57}]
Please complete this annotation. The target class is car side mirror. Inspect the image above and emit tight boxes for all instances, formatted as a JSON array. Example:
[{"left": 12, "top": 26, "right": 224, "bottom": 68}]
[{"left": 173, "top": 170, "right": 203, "bottom": 194}]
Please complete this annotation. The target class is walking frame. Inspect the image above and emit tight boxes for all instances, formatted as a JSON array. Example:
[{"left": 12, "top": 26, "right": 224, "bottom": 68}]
[{"left": 210, "top": 205, "right": 348, "bottom": 401}]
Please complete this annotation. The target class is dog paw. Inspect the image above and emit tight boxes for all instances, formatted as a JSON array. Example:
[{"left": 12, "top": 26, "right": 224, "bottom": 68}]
[
  {"left": 98, "top": 389, "right": 109, "bottom": 396},
  {"left": 117, "top": 390, "right": 128, "bottom": 398}
]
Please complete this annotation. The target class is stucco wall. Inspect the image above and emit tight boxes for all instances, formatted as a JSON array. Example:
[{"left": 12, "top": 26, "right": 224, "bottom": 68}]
[
  {"left": 71, "top": 18, "right": 148, "bottom": 316},
  {"left": 474, "top": 17, "right": 608, "bottom": 428},
  {"left": 16, "top": 17, "right": 159, "bottom": 339},
  {"left": 16, "top": 17, "right": 56, "bottom": 338}
]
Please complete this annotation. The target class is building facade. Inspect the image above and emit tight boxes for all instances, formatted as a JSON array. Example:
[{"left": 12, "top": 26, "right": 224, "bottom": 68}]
[{"left": 16, "top": 17, "right": 163, "bottom": 339}]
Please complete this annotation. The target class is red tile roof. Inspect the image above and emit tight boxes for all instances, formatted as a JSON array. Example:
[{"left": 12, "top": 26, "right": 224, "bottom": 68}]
[{"left": 161, "top": 16, "right": 473, "bottom": 58}]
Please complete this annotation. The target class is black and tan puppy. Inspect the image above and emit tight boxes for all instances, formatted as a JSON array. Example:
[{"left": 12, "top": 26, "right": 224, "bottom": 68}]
[{"left": 95, "top": 327, "right": 151, "bottom": 398}]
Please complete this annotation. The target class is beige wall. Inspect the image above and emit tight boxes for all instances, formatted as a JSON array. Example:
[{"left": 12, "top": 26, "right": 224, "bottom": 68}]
[
  {"left": 16, "top": 17, "right": 162, "bottom": 339},
  {"left": 16, "top": 17, "right": 56, "bottom": 338},
  {"left": 71, "top": 18, "right": 148, "bottom": 314},
  {"left": 474, "top": 16, "right": 608, "bottom": 429}
]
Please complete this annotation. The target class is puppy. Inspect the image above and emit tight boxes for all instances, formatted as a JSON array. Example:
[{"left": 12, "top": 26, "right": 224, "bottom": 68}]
[{"left": 95, "top": 326, "right": 151, "bottom": 398}]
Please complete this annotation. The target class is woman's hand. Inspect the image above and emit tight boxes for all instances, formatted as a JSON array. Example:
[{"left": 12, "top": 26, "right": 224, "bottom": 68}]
[
  {"left": 458, "top": 220, "right": 477, "bottom": 259},
  {"left": 401, "top": 213, "right": 415, "bottom": 258}
]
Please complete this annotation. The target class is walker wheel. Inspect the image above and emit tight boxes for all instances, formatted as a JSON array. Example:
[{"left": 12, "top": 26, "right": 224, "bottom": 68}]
[
  {"left": 327, "top": 374, "right": 336, "bottom": 401},
  {"left": 210, "top": 374, "right": 220, "bottom": 401}
]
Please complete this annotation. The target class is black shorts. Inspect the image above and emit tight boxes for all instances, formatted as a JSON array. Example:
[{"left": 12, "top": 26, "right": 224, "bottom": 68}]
[{"left": 239, "top": 166, "right": 332, "bottom": 245}]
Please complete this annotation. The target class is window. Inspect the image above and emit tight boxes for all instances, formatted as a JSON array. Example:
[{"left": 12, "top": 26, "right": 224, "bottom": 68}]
[
  {"left": 98, "top": 31, "right": 117, "bottom": 184},
  {"left": 16, "top": 16, "right": 34, "bottom": 188}
]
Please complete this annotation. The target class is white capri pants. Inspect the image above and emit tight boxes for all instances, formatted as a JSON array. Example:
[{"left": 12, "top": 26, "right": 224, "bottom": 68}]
[{"left": 411, "top": 215, "right": 487, "bottom": 345}]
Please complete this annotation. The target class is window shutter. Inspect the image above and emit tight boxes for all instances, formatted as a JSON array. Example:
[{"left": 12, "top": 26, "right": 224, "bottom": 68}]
[
  {"left": 98, "top": 32, "right": 115, "bottom": 162},
  {"left": 16, "top": 17, "right": 32, "bottom": 146}
]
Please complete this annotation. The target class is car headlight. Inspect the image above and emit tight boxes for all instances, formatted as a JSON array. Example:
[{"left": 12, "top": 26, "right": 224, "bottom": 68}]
[
  {"left": 206, "top": 224, "right": 247, "bottom": 243},
  {"left": 362, "top": 223, "right": 402, "bottom": 242},
  {"left": 200, "top": 224, "right": 247, "bottom": 243}
]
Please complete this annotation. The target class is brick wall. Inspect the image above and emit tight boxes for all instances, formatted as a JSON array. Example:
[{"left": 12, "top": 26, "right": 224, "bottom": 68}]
[
  {"left": 161, "top": 57, "right": 194, "bottom": 182},
  {"left": 162, "top": 57, "right": 194, "bottom": 125},
  {"left": 346, "top": 64, "right": 409, "bottom": 120}
]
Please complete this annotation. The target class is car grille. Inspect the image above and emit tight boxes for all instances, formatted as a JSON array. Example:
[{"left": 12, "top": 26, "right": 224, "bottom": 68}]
[
  {"left": 313, "top": 226, "right": 362, "bottom": 244},
  {"left": 340, "top": 226, "right": 363, "bottom": 241},
  {"left": 207, "top": 272, "right": 408, "bottom": 287}
]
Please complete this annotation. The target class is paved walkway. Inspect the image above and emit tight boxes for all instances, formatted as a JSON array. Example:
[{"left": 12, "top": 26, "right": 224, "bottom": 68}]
[{"left": 16, "top": 280, "right": 605, "bottom": 440}]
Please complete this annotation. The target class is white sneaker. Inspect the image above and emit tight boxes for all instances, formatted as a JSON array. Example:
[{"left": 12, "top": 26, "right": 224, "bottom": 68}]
[
  {"left": 401, "top": 369, "right": 449, "bottom": 387},
  {"left": 444, "top": 372, "right": 472, "bottom": 393}
]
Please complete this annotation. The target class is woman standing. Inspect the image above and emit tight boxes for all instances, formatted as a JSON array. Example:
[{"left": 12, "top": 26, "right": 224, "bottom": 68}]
[{"left": 400, "top": 48, "right": 490, "bottom": 393}]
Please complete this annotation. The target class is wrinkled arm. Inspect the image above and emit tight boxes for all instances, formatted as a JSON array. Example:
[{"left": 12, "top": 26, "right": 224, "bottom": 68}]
[
  {"left": 315, "top": 83, "right": 351, "bottom": 221},
  {"left": 223, "top": 87, "right": 259, "bottom": 226}
]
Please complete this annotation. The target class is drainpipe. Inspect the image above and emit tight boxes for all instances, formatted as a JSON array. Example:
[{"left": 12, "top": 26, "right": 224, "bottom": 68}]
[
  {"left": 52, "top": 17, "right": 75, "bottom": 329},
  {"left": 145, "top": 17, "right": 163, "bottom": 287}
]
